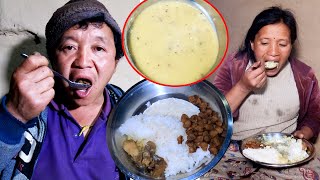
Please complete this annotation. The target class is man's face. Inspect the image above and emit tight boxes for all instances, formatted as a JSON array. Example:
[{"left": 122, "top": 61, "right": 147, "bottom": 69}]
[{"left": 55, "top": 23, "right": 117, "bottom": 107}]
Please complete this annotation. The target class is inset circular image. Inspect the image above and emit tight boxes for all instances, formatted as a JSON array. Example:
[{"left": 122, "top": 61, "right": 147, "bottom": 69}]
[{"left": 123, "top": 0, "right": 228, "bottom": 86}]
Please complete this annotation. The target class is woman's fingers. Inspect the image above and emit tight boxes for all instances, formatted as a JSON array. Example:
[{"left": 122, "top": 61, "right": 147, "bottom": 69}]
[
  {"left": 293, "top": 131, "right": 304, "bottom": 139},
  {"left": 246, "top": 61, "right": 267, "bottom": 87},
  {"left": 256, "top": 74, "right": 267, "bottom": 88}
]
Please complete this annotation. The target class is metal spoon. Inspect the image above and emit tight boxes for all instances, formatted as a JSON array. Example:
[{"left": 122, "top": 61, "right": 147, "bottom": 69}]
[{"left": 21, "top": 53, "right": 91, "bottom": 90}]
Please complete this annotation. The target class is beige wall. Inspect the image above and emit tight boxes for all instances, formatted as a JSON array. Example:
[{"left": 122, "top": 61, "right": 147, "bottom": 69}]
[
  {"left": 210, "top": 0, "right": 320, "bottom": 81},
  {"left": 0, "top": 0, "right": 141, "bottom": 96}
]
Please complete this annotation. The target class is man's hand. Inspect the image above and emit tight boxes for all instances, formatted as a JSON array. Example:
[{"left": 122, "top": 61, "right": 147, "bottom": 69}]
[
  {"left": 6, "top": 52, "right": 55, "bottom": 123},
  {"left": 238, "top": 61, "right": 267, "bottom": 93}
]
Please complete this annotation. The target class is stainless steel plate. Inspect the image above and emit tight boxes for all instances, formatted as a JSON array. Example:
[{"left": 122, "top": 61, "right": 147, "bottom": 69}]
[
  {"left": 107, "top": 80, "right": 233, "bottom": 180},
  {"left": 241, "top": 132, "right": 315, "bottom": 168}
]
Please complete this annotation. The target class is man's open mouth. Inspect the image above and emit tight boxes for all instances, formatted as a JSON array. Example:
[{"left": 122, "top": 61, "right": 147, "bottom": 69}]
[
  {"left": 76, "top": 79, "right": 92, "bottom": 86},
  {"left": 73, "top": 78, "right": 92, "bottom": 97},
  {"left": 73, "top": 78, "right": 92, "bottom": 91}
]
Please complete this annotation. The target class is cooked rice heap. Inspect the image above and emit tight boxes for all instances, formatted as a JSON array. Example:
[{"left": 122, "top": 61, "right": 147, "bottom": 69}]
[
  {"left": 119, "top": 98, "right": 213, "bottom": 177},
  {"left": 243, "top": 135, "right": 309, "bottom": 164}
]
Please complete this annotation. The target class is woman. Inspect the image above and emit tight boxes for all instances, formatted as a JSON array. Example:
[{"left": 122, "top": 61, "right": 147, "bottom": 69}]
[{"left": 204, "top": 6, "right": 320, "bottom": 179}]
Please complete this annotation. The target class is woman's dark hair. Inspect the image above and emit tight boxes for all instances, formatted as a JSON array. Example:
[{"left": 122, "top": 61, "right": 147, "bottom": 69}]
[{"left": 237, "top": 6, "right": 297, "bottom": 61}]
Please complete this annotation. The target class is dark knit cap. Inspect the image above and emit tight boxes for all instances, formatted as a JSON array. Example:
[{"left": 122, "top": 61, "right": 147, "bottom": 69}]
[{"left": 45, "top": 0, "right": 123, "bottom": 61}]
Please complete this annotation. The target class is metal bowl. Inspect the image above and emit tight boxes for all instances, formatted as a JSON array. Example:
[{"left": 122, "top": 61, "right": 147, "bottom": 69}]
[
  {"left": 107, "top": 80, "right": 233, "bottom": 179},
  {"left": 122, "top": 0, "right": 228, "bottom": 86},
  {"left": 240, "top": 132, "right": 316, "bottom": 168}
]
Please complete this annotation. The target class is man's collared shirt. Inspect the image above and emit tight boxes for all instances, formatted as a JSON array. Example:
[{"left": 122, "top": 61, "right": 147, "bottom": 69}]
[{"left": 32, "top": 89, "right": 119, "bottom": 179}]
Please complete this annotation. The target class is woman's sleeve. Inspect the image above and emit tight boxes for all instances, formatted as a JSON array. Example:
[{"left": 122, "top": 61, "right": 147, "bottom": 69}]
[
  {"left": 211, "top": 53, "right": 241, "bottom": 118},
  {"left": 212, "top": 54, "right": 234, "bottom": 95},
  {"left": 299, "top": 72, "right": 320, "bottom": 138}
]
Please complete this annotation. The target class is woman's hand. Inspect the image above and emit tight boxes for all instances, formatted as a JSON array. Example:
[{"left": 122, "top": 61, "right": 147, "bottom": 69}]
[
  {"left": 293, "top": 126, "right": 314, "bottom": 140},
  {"left": 225, "top": 61, "right": 267, "bottom": 114},
  {"left": 6, "top": 52, "right": 55, "bottom": 123},
  {"left": 238, "top": 61, "right": 267, "bottom": 93}
]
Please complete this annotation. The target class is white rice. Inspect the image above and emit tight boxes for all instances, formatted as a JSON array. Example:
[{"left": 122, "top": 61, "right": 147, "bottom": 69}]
[
  {"left": 143, "top": 98, "right": 200, "bottom": 119},
  {"left": 118, "top": 98, "right": 213, "bottom": 176},
  {"left": 243, "top": 136, "right": 309, "bottom": 164},
  {"left": 243, "top": 147, "right": 282, "bottom": 164}
]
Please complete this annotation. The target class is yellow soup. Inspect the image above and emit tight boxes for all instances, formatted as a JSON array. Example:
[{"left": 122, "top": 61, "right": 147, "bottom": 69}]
[{"left": 128, "top": 1, "right": 219, "bottom": 85}]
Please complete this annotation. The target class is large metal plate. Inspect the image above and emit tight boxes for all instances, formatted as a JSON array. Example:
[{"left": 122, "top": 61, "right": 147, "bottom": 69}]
[{"left": 107, "top": 80, "right": 233, "bottom": 179}]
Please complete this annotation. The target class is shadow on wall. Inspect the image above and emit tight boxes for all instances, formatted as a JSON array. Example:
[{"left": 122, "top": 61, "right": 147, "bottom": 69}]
[{"left": 5, "top": 36, "right": 47, "bottom": 87}]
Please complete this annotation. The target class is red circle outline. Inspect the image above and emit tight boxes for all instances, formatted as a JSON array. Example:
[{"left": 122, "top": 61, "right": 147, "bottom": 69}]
[{"left": 122, "top": 0, "right": 229, "bottom": 87}]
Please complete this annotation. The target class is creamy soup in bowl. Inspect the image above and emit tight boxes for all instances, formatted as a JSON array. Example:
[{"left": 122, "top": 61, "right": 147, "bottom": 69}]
[{"left": 123, "top": 0, "right": 228, "bottom": 86}]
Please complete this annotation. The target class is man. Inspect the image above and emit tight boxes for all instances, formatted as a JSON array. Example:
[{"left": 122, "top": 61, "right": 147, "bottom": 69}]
[{"left": 0, "top": 0, "right": 124, "bottom": 179}]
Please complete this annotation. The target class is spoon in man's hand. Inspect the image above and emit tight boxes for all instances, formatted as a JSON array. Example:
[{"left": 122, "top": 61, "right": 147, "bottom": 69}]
[{"left": 21, "top": 53, "right": 91, "bottom": 90}]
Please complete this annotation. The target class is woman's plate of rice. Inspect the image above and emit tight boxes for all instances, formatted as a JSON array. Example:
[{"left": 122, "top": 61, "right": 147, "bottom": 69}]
[{"left": 240, "top": 132, "right": 315, "bottom": 168}]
